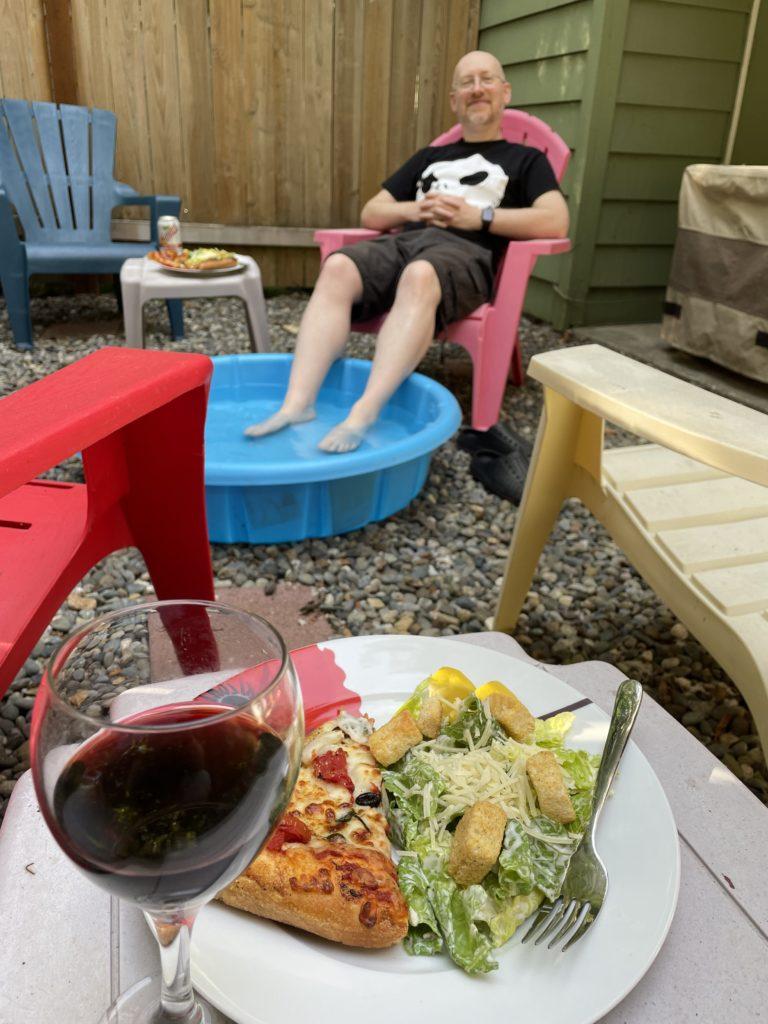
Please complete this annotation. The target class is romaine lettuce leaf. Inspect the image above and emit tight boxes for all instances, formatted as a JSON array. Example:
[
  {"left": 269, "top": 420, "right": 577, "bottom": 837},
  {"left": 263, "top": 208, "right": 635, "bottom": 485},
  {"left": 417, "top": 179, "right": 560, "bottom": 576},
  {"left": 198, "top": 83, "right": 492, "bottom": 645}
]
[
  {"left": 495, "top": 818, "right": 576, "bottom": 901},
  {"left": 425, "top": 869, "right": 498, "bottom": 974},
  {"left": 462, "top": 884, "right": 544, "bottom": 947},
  {"left": 398, "top": 856, "right": 443, "bottom": 956},
  {"left": 558, "top": 748, "right": 600, "bottom": 790},
  {"left": 441, "top": 695, "right": 505, "bottom": 747},
  {"left": 533, "top": 712, "right": 575, "bottom": 747}
]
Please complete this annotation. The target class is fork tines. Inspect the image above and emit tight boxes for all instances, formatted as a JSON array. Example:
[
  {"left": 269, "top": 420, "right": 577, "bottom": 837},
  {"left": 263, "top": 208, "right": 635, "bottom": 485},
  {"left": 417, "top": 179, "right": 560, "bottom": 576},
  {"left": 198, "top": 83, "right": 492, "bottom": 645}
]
[{"left": 521, "top": 898, "right": 595, "bottom": 952}]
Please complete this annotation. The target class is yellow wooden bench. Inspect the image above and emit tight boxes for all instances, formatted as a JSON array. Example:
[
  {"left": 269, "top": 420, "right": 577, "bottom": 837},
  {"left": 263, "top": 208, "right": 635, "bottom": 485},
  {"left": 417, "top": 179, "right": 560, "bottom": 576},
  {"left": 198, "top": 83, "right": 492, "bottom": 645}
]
[{"left": 494, "top": 343, "right": 768, "bottom": 754}]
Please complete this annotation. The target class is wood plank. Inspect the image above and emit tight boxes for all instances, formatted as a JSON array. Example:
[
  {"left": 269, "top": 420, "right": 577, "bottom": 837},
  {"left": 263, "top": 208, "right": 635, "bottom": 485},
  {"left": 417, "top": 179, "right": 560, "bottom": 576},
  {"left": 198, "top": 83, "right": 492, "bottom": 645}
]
[
  {"left": 626, "top": 478, "right": 768, "bottom": 531},
  {"left": 659, "top": 516, "right": 768, "bottom": 573},
  {"left": 603, "top": 444, "right": 725, "bottom": 490},
  {"left": 387, "top": 0, "right": 422, "bottom": 170},
  {"left": 465, "top": 0, "right": 481, "bottom": 48},
  {"left": 610, "top": 105, "right": 730, "bottom": 158},
  {"left": 103, "top": 0, "right": 153, "bottom": 206},
  {"left": 481, "top": 0, "right": 592, "bottom": 65},
  {"left": 302, "top": 0, "right": 334, "bottom": 228},
  {"left": 360, "top": 0, "right": 394, "bottom": 204},
  {"left": 210, "top": 0, "right": 245, "bottom": 223},
  {"left": 70, "top": 0, "right": 115, "bottom": 113},
  {"left": 655, "top": 0, "right": 752, "bottom": 10},
  {"left": 694, "top": 561, "right": 768, "bottom": 616},
  {"left": 581, "top": 285, "right": 666, "bottom": 324},
  {"left": 0, "top": 0, "right": 52, "bottom": 101},
  {"left": 625, "top": 0, "right": 749, "bottom": 62},
  {"left": 596, "top": 200, "right": 679, "bottom": 246},
  {"left": 44, "top": 0, "right": 79, "bottom": 104},
  {"left": 591, "top": 244, "right": 672, "bottom": 287},
  {"left": 242, "top": 0, "right": 277, "bottom": 283},
  {"left": 273, "top": 0, "right": 306, "bottom": 285},
  {"left": 110, "top": 221, "right": 317, "bottom": 246},
  {"left": 505, "top": 53, "right": 588, "bottom": 107},
  {"left": 480, "top": 0, "right": 577, "bottom": 29},
  {"left": 618, "top": 53, "right": 740, "bottom": 111},
  {"left": 603, "top": 154, "right": 706, "bottom": 201},
  {"left": 439, "top": 0, "right": 478, "bottom": 129},
  {"left": 332, "top": 0, "right": 365, "bottom": 224},
  {"left": 415, "top": 0, "right": 447, "bottom": 145},
  {"left": 511, "top": 101, "right": 581, "bottom": 146},
  {"left": 176, "top": 0, "right": 216, "bottom": 222},
  {"left": 140, "top": 0, "right": 185, "bottom": 201}
]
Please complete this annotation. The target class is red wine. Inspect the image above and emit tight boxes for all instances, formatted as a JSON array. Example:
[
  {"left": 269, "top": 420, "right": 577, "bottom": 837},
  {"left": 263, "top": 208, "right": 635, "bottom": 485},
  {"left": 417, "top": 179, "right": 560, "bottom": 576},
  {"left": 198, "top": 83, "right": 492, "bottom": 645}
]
[{"left": 52, "top": 704, "right": 289, "bottom": 909}]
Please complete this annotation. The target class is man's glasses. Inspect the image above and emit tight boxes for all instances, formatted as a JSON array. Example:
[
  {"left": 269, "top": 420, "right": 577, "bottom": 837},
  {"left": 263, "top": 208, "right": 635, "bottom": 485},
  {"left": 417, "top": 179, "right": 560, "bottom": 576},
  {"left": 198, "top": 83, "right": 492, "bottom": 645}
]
[{"left": 453, "top": 74, "right": 504, "bottom": 92}]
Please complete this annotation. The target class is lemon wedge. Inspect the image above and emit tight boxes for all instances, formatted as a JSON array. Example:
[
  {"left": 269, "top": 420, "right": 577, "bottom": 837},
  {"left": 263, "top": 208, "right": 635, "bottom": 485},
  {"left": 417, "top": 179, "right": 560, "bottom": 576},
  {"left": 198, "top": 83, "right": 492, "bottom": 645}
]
[{"left": 474, "top": 680, "right": 515, "bottom": 702}]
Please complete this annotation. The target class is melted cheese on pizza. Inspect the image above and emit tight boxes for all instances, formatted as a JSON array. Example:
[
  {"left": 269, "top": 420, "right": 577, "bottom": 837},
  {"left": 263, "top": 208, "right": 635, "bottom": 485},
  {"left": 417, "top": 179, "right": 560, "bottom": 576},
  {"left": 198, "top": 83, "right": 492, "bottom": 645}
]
[{"left": 283, "top": 713, "right": 390, "bottom": 856}]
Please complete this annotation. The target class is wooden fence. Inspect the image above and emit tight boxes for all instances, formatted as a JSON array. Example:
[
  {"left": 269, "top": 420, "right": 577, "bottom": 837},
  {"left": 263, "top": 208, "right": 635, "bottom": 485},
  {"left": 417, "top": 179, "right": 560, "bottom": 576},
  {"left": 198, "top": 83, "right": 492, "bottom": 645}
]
[{"left": 0, "top": 0, "right": 479, "bottom": 286}]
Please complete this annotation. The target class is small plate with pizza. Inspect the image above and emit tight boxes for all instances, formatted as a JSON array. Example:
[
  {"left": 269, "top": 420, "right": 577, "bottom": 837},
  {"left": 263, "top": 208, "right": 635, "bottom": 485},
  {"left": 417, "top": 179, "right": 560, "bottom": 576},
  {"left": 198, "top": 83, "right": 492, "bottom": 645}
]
[
  {"left": 191, "top": 634, "right": 679, "bottom": 1024},
  {"left": 148, "top": 247, "right": 247, "bottom": 275}
]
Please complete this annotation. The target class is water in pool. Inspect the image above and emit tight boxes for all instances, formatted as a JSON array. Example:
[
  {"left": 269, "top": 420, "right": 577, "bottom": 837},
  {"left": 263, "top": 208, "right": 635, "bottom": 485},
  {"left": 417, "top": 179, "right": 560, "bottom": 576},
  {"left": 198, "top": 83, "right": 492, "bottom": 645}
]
[{"left": 207, "top": 386, "right": 416, "bottom": 466}]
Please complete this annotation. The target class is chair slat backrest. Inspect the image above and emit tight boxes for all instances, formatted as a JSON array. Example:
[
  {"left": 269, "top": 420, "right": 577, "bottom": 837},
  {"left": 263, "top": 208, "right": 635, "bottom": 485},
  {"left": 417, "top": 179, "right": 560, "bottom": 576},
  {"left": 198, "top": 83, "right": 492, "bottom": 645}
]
[
  {"left": 430, "top": 108, "right": 570, "bottom": 182},
  {"left": 0, "top": 98, "right": 118, "bottom": 243}
]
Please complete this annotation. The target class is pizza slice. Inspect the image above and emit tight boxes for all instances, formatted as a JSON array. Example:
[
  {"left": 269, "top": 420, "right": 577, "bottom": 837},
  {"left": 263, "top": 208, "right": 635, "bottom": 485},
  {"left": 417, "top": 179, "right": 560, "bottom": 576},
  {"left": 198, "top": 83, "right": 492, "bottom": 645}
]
[{"left": 218, "top": 711, "right": 409, "bottom": 948}]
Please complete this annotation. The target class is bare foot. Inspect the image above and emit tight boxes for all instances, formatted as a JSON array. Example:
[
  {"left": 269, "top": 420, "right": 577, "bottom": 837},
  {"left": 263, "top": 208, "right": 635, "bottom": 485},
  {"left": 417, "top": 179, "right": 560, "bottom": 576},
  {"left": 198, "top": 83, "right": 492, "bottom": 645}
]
[
  {"left": 317, "top": 424, "right": 365, "bottom": 453},
  {"left": 243, "top": 407, "right": 316, "bottom": 438}
]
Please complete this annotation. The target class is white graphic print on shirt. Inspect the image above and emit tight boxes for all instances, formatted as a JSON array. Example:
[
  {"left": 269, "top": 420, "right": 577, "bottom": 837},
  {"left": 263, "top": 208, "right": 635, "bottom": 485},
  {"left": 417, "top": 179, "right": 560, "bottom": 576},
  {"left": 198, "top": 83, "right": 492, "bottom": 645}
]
[{"left": 416, "top": 153, "right": 509, "bottom": 209}]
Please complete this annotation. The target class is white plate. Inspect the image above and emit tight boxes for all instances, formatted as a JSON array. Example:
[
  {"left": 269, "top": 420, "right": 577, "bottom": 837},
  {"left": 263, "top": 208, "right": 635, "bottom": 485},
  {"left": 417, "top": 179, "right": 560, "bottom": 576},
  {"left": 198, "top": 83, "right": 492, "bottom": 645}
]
[
  {"left": 191, "top": 635, "right": 680, "bottom": 1024},
  {"left": 152, "top": 257, "right": 247, "bottom": 276}
]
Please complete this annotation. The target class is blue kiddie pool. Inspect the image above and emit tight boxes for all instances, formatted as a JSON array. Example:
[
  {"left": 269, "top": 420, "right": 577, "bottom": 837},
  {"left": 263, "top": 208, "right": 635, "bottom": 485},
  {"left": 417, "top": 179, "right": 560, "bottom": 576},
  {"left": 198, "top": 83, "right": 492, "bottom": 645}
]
[{"left": 204, "top": 354, "right": 462, "bottom": 543}]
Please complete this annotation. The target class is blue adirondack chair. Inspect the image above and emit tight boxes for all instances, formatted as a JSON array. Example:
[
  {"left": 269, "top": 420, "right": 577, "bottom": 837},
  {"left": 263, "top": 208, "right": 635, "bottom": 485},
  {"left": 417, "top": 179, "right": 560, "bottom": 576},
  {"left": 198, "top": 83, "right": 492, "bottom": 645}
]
[{"left": 0, "top": 99, "right": 183, "bottom": 349}]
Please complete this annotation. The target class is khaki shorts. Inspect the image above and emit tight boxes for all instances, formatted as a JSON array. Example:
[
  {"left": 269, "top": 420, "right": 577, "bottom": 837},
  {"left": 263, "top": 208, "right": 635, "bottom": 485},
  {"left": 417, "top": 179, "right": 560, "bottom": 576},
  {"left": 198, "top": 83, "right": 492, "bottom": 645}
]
[{"left": 337, "top": 226, "right": 495, "bottom": 332}]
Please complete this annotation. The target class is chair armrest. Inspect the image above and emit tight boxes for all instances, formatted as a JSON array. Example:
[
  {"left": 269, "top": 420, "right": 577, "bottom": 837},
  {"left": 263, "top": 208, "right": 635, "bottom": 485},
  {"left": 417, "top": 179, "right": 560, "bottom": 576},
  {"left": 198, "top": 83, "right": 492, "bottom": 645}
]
[
  {"left": 314, "top": 228, "right": 382, "bottom": 262},
  {"left": 506, "top": 237, "right": 571, "bottom": 256},
  {"left": 0, "top": 188, "right": 26, "bottom": 270},
  {"left": 112, "top": 186, "right": 181, "bottom": 241},
  {"left": 490, "top": 237, "right": 571, "bottom": 318},
  {"left": 0, "top": 348, "right": 212, "bottom": 498},
  {"left": 530, "top": 344, "right": 768, "bottom": 487}
]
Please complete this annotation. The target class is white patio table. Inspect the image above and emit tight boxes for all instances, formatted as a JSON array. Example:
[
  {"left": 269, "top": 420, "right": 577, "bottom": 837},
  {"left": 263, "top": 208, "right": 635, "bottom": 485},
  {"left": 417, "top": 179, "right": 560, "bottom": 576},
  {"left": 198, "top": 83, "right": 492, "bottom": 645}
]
[
  {"left": 1, "top": 631, "right": 766, "bottom": 1024},
  {"left": 119, "top": 254, "right": 270, "bottom": 351}
]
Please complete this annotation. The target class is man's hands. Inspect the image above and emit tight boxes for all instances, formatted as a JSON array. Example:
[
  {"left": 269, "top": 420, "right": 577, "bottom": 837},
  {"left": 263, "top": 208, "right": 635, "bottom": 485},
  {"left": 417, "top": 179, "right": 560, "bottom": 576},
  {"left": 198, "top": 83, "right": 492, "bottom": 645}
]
[{"left": 416, "top": 193, "right": 482, "bottom": 231}]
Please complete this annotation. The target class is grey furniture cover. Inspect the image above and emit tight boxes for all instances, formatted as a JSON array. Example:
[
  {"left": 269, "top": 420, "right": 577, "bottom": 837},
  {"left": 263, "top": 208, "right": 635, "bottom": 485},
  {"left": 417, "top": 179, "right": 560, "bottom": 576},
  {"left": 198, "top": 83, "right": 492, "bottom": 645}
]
[{"left": 662, "top": 163, "right": 768, "bottom": 384}]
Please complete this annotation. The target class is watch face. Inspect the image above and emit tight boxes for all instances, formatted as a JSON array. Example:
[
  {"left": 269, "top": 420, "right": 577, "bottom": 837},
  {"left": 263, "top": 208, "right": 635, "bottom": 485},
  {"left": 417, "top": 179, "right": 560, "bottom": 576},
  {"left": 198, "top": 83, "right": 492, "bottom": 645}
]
[{"left": 482, "top": 206, "right": 494, "bottom": 229}]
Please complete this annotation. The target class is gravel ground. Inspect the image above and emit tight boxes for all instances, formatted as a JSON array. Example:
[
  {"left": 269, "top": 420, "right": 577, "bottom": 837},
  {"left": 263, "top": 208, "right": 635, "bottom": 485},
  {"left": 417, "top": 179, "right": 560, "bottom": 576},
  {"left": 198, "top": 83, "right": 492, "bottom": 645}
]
[{"left": 1, "top": 289, "right": 765, "bottom": 821}]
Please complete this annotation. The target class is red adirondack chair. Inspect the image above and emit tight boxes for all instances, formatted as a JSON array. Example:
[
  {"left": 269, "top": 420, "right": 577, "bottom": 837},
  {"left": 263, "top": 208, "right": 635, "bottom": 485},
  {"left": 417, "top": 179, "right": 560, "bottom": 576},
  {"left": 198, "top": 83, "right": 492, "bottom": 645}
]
[
  {"left": 315, "top": 110, "right": 571, "bottom": 430},
  {"left": 0, "top": 347, "right": 215, "bottom": 696}
]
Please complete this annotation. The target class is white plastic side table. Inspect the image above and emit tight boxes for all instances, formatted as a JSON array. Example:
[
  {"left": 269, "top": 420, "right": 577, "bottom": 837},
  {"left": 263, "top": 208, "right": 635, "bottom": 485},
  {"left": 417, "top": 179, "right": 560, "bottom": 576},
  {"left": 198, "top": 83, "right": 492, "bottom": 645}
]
[{"left": 120, "top": 256, "right": 270, "bottom": 351}]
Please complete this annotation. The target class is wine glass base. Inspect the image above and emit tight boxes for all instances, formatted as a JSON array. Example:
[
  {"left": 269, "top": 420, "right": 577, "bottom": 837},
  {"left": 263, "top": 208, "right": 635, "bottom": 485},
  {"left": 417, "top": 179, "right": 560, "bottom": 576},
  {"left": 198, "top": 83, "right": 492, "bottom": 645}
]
[{"left": 97, "top": 974, "right": 228, "bottom": 1024}]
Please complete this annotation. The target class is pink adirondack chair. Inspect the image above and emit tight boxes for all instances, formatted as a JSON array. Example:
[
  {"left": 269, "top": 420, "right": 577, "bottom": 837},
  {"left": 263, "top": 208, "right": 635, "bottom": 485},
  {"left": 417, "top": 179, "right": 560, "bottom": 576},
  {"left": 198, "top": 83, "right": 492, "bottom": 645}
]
[
  {"left": 0, "top": 347, "right": 216, "bottom": 696},
  {"left": 314, "top": 110, "right": 571, "bottom": 430}
]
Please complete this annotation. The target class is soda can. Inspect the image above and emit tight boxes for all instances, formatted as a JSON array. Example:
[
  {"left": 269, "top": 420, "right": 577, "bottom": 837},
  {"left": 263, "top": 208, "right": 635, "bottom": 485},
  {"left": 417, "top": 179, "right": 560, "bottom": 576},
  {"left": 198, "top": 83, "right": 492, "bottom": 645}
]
[{"left": 157, "top": 215, "right": 182, "bottom": 253}]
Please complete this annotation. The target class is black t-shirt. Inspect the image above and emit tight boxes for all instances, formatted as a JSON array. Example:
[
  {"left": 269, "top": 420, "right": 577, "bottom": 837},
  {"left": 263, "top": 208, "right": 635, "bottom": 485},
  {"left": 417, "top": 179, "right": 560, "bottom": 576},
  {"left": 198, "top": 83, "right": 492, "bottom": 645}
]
[{"left": 382, "top": 138, "right": 560, "bottom": 263}]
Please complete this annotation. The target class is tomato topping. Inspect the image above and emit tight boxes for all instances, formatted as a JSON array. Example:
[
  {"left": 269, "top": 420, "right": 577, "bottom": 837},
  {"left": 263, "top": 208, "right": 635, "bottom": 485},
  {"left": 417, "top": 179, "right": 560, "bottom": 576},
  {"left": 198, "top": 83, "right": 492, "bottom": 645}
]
[
  {"left": 267, "top": 812, "right": 311, "bottom": 851},
  {"left": 314, "top": 748, "right": 355, "bottom": 796}
]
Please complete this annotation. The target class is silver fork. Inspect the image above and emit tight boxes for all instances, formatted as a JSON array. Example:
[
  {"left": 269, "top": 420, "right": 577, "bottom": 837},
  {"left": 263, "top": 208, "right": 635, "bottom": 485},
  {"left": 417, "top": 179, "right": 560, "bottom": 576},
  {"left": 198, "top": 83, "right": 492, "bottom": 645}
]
[{"left": 521, "top": 678, "right": 643, "bottom": 952}]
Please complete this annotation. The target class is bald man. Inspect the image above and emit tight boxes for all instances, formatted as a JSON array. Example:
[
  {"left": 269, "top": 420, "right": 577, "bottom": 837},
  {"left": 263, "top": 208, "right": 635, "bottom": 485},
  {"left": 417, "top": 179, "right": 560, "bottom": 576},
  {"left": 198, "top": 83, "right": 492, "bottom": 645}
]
[{"left": 245, "top": 50, "right": 569, "bottom": 453}]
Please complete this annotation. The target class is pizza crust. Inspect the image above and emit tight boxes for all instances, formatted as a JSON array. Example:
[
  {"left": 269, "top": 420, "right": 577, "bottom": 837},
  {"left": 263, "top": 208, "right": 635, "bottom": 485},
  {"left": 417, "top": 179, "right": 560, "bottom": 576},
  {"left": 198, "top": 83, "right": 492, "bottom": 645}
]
[
  {"left": 218, "top": 714, "right": 408, "bottom": 948},
  {"left": 219, "top": 843, "right": 408, "bottom": 948}
]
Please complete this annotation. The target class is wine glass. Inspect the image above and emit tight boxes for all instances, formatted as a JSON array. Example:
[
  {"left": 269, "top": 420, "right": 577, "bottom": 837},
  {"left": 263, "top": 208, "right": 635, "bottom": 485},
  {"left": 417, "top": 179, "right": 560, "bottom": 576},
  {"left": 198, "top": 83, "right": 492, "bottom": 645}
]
[{"left": 31, "top": 599, "right": 303, "bottom": 1024}]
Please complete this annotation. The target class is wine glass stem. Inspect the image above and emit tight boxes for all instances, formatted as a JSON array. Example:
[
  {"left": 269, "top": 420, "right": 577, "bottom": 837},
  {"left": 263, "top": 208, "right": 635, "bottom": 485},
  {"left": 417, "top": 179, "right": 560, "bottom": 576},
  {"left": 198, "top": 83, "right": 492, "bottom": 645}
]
[{"left": 145, "top": 909, "right": 204, "bottom": 1024}]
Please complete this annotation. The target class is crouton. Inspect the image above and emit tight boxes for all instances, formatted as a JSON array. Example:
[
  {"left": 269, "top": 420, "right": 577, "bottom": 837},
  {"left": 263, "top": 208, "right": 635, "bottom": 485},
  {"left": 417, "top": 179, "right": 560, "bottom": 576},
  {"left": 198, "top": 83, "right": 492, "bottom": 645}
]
[
  {"left": 488, "top": 691, "right": 535, "bottom": 742},
  {"left": 526, "top": 750, "right": 576, "bottom": 824},
  {"left": 369, "top": 710, "right": 422, "bottom": 767},
  {"left": 416, "top": 695, "right": 445, "bottom": 739},
  {"left": 447, "top": 801, "right": 507, "bottom": 886}
]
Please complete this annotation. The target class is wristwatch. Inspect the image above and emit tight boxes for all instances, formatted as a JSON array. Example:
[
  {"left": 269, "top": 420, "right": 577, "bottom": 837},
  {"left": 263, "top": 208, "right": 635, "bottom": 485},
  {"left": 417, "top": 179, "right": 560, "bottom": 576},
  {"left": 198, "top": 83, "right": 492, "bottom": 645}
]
[{"left": 480, "top": 206, "right": 495, "bottom": 233}]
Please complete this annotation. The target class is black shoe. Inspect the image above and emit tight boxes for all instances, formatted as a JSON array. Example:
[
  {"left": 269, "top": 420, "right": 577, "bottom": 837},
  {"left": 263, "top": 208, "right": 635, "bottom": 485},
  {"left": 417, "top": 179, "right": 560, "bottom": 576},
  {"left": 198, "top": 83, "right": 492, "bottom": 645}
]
[
  {"left": 469, "top": 447, "right": 531, "bottom": 505},
  {"left": 457, "top": 422, "right": 533, "bottom": 458}
]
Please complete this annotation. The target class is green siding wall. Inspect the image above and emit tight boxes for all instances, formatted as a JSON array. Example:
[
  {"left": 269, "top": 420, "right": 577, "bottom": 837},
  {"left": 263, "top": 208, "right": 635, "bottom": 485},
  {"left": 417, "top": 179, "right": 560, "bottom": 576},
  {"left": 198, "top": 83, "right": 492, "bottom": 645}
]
[
  {"left": 479, "top": 0, "right": 593, "bottom": 324},
  {"left": 479, "top": 0, "right": 755, "bottom": 327}
]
